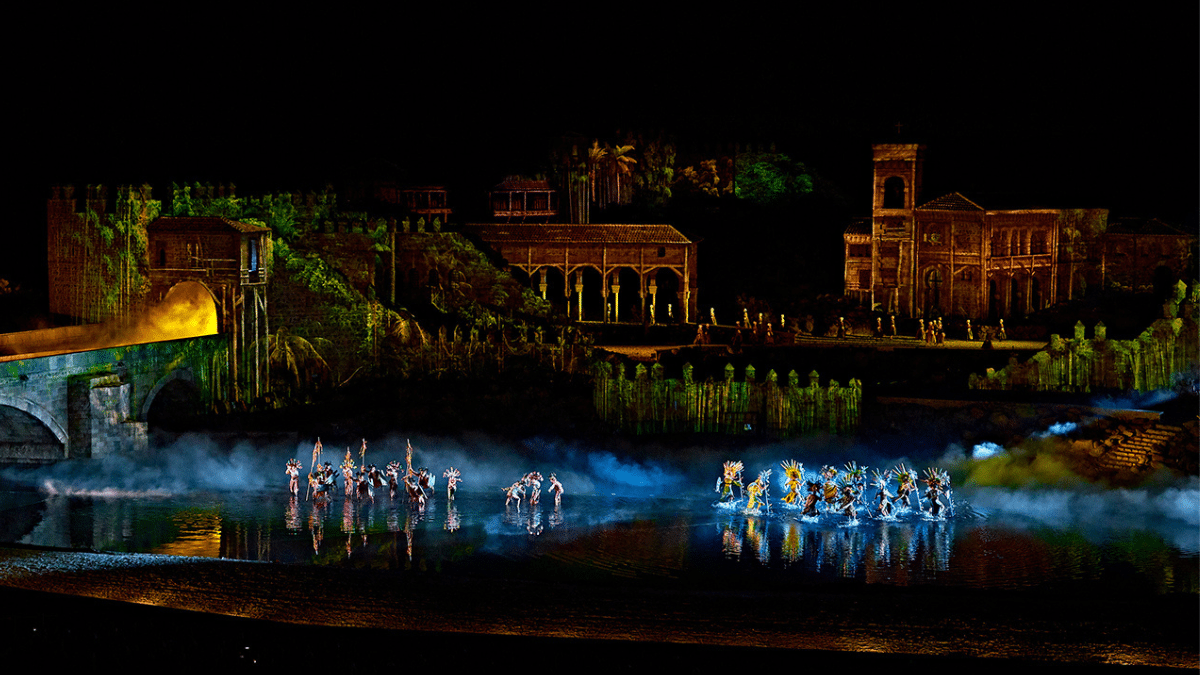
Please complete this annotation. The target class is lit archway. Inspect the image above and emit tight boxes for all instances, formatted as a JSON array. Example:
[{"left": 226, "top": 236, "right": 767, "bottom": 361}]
[{"left": 153, "top": 281, "right": 218, "bottom": 341}]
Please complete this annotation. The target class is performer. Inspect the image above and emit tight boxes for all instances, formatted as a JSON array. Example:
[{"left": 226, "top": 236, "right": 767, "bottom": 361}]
[
  {"left": 779, "top": 460, "right": 804, "bottom": 505},
  {"left": 367, "top": 464, "right": 385, "bottom": 489},
  {"left": 923, "top": 468, "right": 948, "bottom": 518},
  {"left": 306, "top": 438, "right": 324, "bottom": 501},
  {"left": 871, "top": 469, "right": 894, "bottom": 518},
  {"left": 836, "top": 475, "right": 860, "bottom": 519},
  {"left": 342, "top": 455, "right": 357, "bottom": 497},
  {"left": 386, "top": 461, "right": 402, "bottom": 499},
  {"left": 820, "top": 465, "right": 839, "bottom": 513},
  {"left": 715, "top": 461, "right": 744, "bottom": 503},
  {"left": 417, "top": 468, "right": 435, "bottom": 497},
  {"left": 443, "top": 467, "right": 462, "bottom": 500},
  {"left": 356, "top": 471, "right": 373, "bottom": 502},
  {"left": 524, "top": 471, "right": 544, "bottom": 506},
  {"left": 405, "top": 472, "right": 426, "bottom": 508},
  {"left": 503, "top": 481, "right": 525, "bottom": 508},
  {"left": 843, "top": 462, "right": 867, "bottom": 505},
  {"left": 548, "top": 473, "right": 564, "bottom": 507},
  {"left": 892, "top": 464, "right": 919, "bottom": 510},
  {"left": 322, "top": 462, "right": 336, "bottom": 493},
  {"left": 800, "top": 479, "right": 823, "bottom": 517},
  {"left": 309, "top": 471, "right": 331, "bottom": 503},
  {"left": 746, "top": 469, "right": 771, "bottom": 511},
  {"left": 285, "top": 459, "right": 303, "bottom": 497}
]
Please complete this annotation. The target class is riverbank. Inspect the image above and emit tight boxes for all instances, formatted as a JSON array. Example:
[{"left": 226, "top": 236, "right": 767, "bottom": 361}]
[{"left": 0, "top": 545, "right": 1194, "bottom": 671}]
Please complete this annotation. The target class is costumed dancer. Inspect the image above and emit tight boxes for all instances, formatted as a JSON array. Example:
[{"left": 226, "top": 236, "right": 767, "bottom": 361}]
[
  {"left": 779, "top": 460, "right": 804, "bottom": 505},
  {"left": 309, "top": 470, "right": 331, "bottom": 503},
  {"left": 356, "top": 470, "right": 373, "bottom": 502},
  {"left": 800, "top": 478, "right": 823, "bottom": 517},
  {"left": 503, "top": 480, "right": 525, "bottom": 509},
  {"left": 341, "top": 451, "right": 357, "bottom": 497},
  {"left": 285, "top": 459, "right": 303, "bottom": 497},
  {"left": 820, "top": 465, "right": 840, "bottom": 513},
  {"left": 386, "top": 461, "right": 402, "bottom": 499},
  {"left": 843, "top": 461, "right": 867, "bottom": 505},
  {"left": 367, "top": 464, "right": 385, "bottom": 490},
  {"left": 322, "top": 462, "right": 336, "bottom": 494},
  {"left": 836, "top": 474, "right": 861, "bottom": 520},
  {"left": 443, "top": 467, "right": 462, "bottom": 500},
  {"left": 306, "top": 438, "right": 324, "bottom": 501},
  {"left": 548, "top": 473, "right": 564, "bottom": 507},
  {"left": 892, "top": 464, "right": 919, "bottom": 510},
  {"left": 715, "top": 460, "right": 745, "bottom": 503},
  {"left": 417, "top": 468, "right": 435, "bottom": 498},
  {"left": 922, "top": 468, "right": 948, "bottom": 519},
  {"left": 405, "top": 471, "right": 426, "bottom": 508},
  {"left": 524, "top": 471, "right": 544, "bottom": 506},
  {"left": 871, "top": 469, "right": 894, "bottom": 518},
  {"left": 746, "top": 469, "right": 772, "bottom": 511}
]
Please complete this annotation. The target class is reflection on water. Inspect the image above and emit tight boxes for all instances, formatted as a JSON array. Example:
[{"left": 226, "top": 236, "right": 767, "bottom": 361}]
[{"left": 3, "top": 487, "right": 1196, "bottom": 595}]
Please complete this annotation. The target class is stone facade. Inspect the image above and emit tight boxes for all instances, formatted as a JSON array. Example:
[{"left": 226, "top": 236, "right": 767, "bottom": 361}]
[
  {"left": 462, "top": 223, "right": 699, "bottom": 323},
  {"left": 146, "top": 216, "right": 271, "bottom": 402},
  {"left": 845, "top": 145, "right": 1195, "bottom": 320}
]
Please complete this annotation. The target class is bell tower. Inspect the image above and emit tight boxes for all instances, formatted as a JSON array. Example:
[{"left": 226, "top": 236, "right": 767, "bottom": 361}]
[{"left": 871, "top": 144, "right": 925, "bottom": 316}]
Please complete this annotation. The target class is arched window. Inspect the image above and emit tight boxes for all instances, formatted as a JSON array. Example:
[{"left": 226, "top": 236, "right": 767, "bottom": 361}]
[
  {"left": 924, "top": 267, "right": 943, "bottom": 315},
  {"left": 882, "top": 176, "right": 906, "bottom": 209}
]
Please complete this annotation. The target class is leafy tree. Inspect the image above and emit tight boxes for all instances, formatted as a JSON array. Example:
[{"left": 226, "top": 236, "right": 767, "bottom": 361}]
[{"left": 734, "top": 151, "right": 814, "bottom": 205}]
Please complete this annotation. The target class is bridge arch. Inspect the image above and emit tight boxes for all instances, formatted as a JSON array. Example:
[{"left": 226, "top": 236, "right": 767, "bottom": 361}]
[
  {"left": 0, "top": 394, "right": 68, "bottom": 458},
  {"left": 141, "top": 367, "right": 202, "bottom": 426}
]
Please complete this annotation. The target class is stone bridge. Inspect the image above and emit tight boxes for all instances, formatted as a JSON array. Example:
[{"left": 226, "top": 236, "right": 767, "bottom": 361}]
[{"left": 0, "top": 334, "right": 227, "bottom": 462}]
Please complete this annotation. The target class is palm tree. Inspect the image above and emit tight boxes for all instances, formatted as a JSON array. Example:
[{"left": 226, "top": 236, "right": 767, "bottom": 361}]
[
  {"left": 263, "top": 327, "right": 331, "bottom": 394},
  {"left": 609, "top": 144, "right": 637, "bottom": 205},
  {"left": 588, "top": 140, "right": 607, "bottom": 206}
]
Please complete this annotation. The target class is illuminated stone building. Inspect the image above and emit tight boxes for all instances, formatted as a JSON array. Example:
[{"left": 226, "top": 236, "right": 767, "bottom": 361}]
[
  {"left": 146, "top": 216, "right": 271, "bottom": 400},
  {"left": 845, "top": 144, "right": 1195, "bottom": 320},
  {"left": 462, "top": 223, "right": 698, "bottom": 323}
]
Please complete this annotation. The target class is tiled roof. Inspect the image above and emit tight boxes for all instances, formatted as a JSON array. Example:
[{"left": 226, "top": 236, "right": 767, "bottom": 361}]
[
  {"left": 148, "top": 216, "right": 270, "bottom": 234},
  {"left": 844, "top": 218, "right": 871, "bottom": 235},
  {"left": 492, "top": 179, "right": 554, "bottom": 191},
  {"left": 916, "top": 192, "right": 985, "bottom": 212},
  {"left": 463, "top": 223, "right": 692, "bottom": 245}
]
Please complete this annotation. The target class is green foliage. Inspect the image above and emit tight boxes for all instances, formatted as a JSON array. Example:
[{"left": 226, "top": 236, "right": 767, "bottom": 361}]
[
  {"left": 243, "top": 193, "right": 299, "bottom": 242},
  {"left": 734, "top": 152, "right": 814, "bottom": 205}
]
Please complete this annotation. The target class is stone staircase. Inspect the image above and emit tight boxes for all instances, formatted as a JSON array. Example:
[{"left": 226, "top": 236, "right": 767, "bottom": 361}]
[{"left": 1088, "top": 419, "right": 1198, "bottom": 477}]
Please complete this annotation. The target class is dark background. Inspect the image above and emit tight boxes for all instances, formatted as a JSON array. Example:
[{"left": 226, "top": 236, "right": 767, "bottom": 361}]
[{"left": 8, "top": 8, "right": 1196, "bottom": 314}]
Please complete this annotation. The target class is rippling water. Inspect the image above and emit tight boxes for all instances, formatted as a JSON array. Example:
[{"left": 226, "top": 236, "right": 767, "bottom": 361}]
[{"left": 3, "top": 484, "right": 1195, "bottom": 596}]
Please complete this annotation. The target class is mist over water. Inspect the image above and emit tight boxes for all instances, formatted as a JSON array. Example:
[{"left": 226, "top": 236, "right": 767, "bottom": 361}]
[{"left": 1, "top": 419, "right": 1196, "bottom": 554}]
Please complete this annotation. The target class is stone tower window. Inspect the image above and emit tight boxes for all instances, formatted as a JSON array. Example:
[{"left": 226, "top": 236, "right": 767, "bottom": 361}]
[{"left": 882, "top": 176, "right": 906, "bottom": 209}]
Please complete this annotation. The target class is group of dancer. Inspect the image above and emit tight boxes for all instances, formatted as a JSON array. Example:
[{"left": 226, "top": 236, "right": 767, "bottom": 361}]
[
  {"left": 286, "top": 439, "right": 464, "bottom": 508},
  {"left": 503, "top": 471, "right": 565, "bottom": 510},
  {"left": 717, "top": 459, "right": 952, "bottom": 520},
  {"left": 287, "top": 439, "right": 568, "bottom": 511}
]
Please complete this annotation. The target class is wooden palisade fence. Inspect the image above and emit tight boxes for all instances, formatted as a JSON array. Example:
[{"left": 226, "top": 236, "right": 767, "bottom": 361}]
[
  {"left": 970, "top": 284, "right": 1198, "bottom": 393},
  {"left": 593, "top": 362, "right": 861, "bottom": 437}
]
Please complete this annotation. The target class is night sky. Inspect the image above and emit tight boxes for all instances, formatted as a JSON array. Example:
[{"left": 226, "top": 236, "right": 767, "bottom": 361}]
[{"left": 8, "top": 9, "right": 1196, "bottom": 311}]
